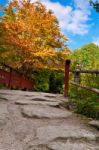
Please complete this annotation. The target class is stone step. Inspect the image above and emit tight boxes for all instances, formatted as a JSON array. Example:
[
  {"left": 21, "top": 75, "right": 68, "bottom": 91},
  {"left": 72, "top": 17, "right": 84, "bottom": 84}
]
[
  {"left": 21, "top": 105, "right": 72, "bottom": 119},
  {"left": 15, "top": 100, "right": 61, "bottom": 107},
  {"left": 89, "top": 120, "right": 99, "bottom": 130},
  {"left": 26, "top": 142, "right": 99, "bottom": 150},
  {"left": 25, "top": 125, "right": 99, "bottom": 150}
]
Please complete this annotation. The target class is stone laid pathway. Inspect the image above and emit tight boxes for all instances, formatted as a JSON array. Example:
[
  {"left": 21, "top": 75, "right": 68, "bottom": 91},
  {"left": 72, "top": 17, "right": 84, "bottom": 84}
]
[{"left": 0, "top": 90, "right": 99, "bottom": 150}]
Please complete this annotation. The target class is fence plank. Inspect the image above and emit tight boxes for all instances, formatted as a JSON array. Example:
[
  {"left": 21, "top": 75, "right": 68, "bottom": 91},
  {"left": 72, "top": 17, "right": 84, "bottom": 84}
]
[
  {"left": 70, "top": 81, "right": 99, "bottom": 94},
  {"left": 71, "top": 70, "right": 99, "bottom": 74},
  {"left": 0, "top": 66, "right": 34, "bottom": 90}
]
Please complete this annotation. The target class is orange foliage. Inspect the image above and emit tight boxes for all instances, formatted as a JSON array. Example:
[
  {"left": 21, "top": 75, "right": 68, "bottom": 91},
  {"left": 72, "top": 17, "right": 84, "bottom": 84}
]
[{"left": 1, "top": 0, "right": 70, "bottom": 71}]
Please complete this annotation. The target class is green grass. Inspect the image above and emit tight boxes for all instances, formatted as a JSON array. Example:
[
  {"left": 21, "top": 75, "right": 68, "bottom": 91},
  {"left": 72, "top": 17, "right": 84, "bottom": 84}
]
[{"left": 69, "top": 86, "right": 99, "bottom": 119}]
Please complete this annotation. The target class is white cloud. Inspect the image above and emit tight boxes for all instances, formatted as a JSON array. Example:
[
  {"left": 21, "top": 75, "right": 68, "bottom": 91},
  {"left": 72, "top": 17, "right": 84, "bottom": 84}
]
[
  {"left": 41, "top": 0, "right": 91, "bottom": 35},
  {"left": 93, "top": 37, "right": 99, "bottom": 46},
  {"left": 9, "top": 0, "right": 92, "bottom": 35}
]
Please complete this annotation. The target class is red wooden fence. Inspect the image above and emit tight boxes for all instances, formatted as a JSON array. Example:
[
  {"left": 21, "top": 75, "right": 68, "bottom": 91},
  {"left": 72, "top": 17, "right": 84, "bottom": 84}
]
[{"left": 0, "top": 66, "right": 34, "bottom": 90}]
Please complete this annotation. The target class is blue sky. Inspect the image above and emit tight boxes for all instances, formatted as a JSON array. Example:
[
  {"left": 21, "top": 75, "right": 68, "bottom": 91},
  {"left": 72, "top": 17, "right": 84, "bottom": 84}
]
[{"left": 0, "top": 0, "right": 99, "bottom": 50}]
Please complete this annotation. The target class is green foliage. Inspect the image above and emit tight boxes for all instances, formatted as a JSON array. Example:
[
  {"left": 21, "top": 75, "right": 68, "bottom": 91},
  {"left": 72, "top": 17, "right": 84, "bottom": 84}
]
[
  {"left": 69, "top": 86, "right": 99, "bottom": 119},
  {"left": 71, "top": 43, "right": 99, "bottom": 70},
  {"left": 33, "top": 69, "right": 50, "bottom": 92},
  {"left": 76, "top": 99, "right": 99, "bottom": 119},
  {"left": 70, "top": 43, "right": 99, "bottom": 119},
  {"left": 55, "top": 73, "right": 64, "bottom": 93},
  {"left": 49, "top": 72, "right": 56, "bottom": 93},
  {"left": 0, "top": 83, "right": 6, "bottom": 89},
  {"left": 32, "top": 69, "right": 64, "bottom": 93},
  {"left": 49, "top": 72, "right": 64, "bottom": 93}
]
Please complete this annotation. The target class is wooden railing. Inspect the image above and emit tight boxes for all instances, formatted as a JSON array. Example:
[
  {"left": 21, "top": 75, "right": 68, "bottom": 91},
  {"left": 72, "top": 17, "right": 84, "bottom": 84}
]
[
  {"left": 70, "top": 69, "right": 99, "bottom": 94},
  {"left": 64, "top": 60, "right": 99, "bottom": 97}
]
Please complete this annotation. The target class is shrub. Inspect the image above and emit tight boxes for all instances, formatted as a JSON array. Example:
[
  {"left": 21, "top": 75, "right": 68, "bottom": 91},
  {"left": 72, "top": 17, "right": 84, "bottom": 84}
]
[
  {"left": 49, "top": 72, "right": 64, "bottom": 93},
  {"left": 69, "top": 85, "right": 99, "bottom": 119}
]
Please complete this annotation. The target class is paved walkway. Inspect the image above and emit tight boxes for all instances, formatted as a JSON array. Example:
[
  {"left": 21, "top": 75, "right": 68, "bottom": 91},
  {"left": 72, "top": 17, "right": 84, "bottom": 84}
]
[{"left": 0, "top": 90, "right": 99, "bottom": 150}]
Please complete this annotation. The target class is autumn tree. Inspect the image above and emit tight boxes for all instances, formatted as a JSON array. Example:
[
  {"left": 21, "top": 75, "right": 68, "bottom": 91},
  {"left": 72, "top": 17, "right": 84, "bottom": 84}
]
[{"left": 0, "top": 0, "right": 69, "bottom": 74}]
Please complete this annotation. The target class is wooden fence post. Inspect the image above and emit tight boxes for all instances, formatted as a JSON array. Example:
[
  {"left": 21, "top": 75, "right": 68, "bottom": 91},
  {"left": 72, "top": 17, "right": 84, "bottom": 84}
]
[
  {"left": 74, "top": 70, "right": 80, "bottom": 84},
  {"left": 64, "top": 59, "right": 71, "bottom": 97}
]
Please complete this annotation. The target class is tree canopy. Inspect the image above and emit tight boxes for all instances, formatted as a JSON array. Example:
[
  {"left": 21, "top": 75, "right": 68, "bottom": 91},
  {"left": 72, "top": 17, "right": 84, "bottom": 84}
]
[
  {"left": 0, "top": 0, "right": 70, "bottom": 73},
  {"left": 90, "top": 0, "right": 99, "bottom": 12},
  {"left": 71, "top": 43, "right": 99, "bottom": 70}
]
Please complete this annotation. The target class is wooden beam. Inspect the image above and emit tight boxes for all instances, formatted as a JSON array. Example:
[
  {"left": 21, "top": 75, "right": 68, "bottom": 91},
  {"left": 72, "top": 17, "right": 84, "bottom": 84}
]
[
  {"left": 71, "top": 70, "right": 99, "bottom": 74},
  {"left": 64, "top": 59, "right": 71, "bottom": 97},
  {"left": 70, "top": 81, "right": 99, "bottom": 94}
]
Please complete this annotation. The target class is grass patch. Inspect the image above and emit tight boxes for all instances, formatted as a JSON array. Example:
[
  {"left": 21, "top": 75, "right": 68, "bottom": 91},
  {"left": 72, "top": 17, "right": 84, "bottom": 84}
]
[{"left": 69, "top": 86, "right": 99, "bottom": 119}]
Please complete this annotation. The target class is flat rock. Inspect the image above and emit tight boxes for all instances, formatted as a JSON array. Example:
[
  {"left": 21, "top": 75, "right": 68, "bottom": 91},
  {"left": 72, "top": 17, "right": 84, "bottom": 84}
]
[
  {"left": 25, "top": 145, "right": 49, "bottom": 150},
  {"left": 0, "top": 90, "right": 63, "bottom": 103},
  {"left": 25, "top": 143, "right": 99, "bottom": 150},
  {"left": 0, "top": 90, "right": 56, "bottom": 97},
  {"left": 0, "top": 104, "right": 9, "bottom": 125},
  {"left": 0, "top": 94, "right": 22, "bottom": 101},
  {"left": 0, "top": 96, "right": 8, "bottom": 101},
  {"left": 21, "top": 105, "right": 72, "bottom": 119},
  {"left": 36, "top": 125, "right": 97, "bottom": 143},
  {"left": 30, "top": 97, "right": 60, "bottom": 102},
  {"left": 48, "top": 141, "right": 99, "bottom": 150},
  {"left": 15, "top": 100, "right": 60, "bottom": 107},
  {"left": 89, "top": 120, "right": 99, "bottom": 130}
]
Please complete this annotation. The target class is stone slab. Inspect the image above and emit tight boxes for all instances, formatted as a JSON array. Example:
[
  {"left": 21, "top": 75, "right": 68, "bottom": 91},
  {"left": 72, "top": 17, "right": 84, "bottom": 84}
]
[
  {"left": 0, "top": 104, "right": 9, "bottom": 125},
  {"left": 0, "top": 90, "right": 62, "bottom": 103},
  {"left": 0, "top": 90, "right": 57, "bottom": 97},
  {"left": 30, "top": 97, "right": 60, "bottom": 102},
  {"left": 15, "top": 100, "right": 60, "bottom": 107},
  {"left": 37, "top": 125, "right": 98, "bottom": 143},
  {"left": 48, "top": 141, "right": 99, "bottom": 150},
  {"left": 21, "top": 105, "right": 72, "bottom": 119},
  {"left": 0, "top": 96, "right": 8, "bottom": 101},
  {"left": 89, "top": 120, "right": 99, "bottom": 130},
  {"left": 25, "top": 143, "right": 99, "bottom": 150}
]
